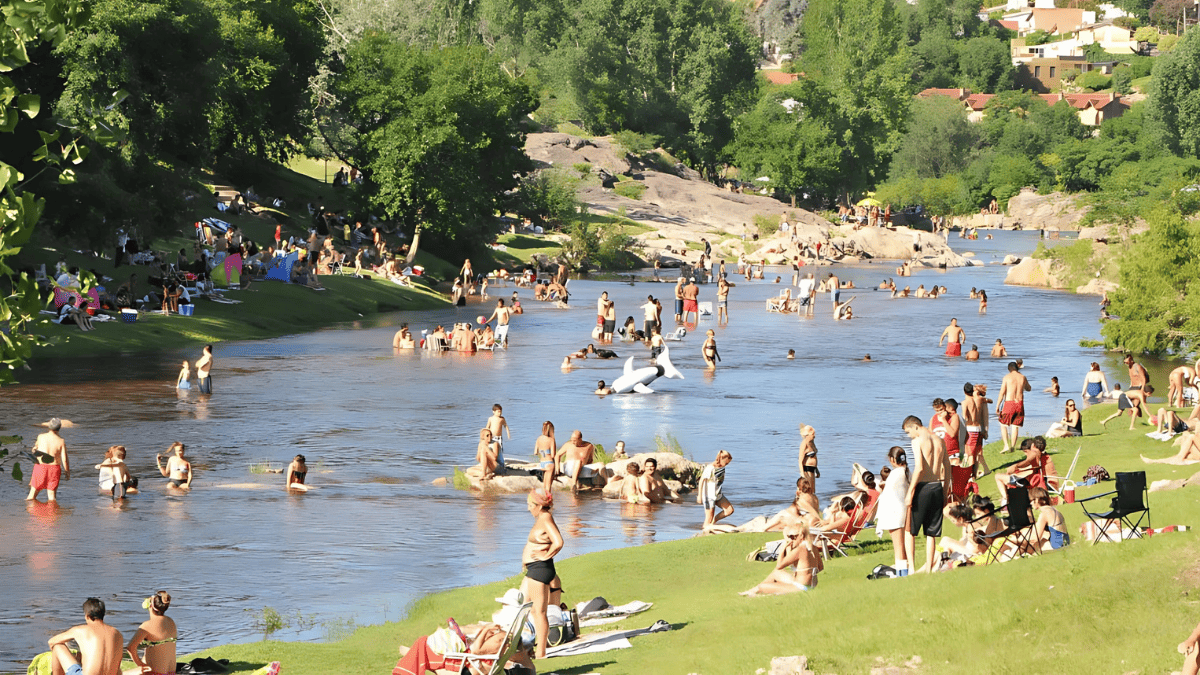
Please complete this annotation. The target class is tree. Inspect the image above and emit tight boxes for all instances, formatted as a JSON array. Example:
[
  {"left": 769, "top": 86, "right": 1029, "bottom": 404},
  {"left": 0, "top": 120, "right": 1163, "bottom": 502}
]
[
  {"left": 889, "top": 96, "right": 981, "bottom": 180},
  {"left": 958, "top": 36, "right": 1014, "bottom": 93},
  {"left": 729, "top": 81, "right": 842, "bottom": 198},
  {"left": 1149, "top": 0, "right": 1187, "bottom": 30},
  {"left": 333, "top": 35, "right": 537, "bottom": 254},
  {"left": 1147, "top": 27, "right": 1200, "bottom": 158},
  {"left": 799, "top": 0, "right": 913, "bottom": 192},
  {"left": 1102, "top": 202, "right": 1200, "bottom": 355}
]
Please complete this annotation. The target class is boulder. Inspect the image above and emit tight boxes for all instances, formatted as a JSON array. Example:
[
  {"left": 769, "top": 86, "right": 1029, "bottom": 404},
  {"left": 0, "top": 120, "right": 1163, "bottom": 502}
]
[
  {"left": 1075, "top": 277, "right": 1118, "bottom": 296},
  {"left": 1006, "top": 188, "right": 1089, "bottom": 231},
  {"left": 1004, "top": 257, "right": 1058, "bottom": 288},
  {"left": 604, "top": 452, "right": 701, "bottom": 483},
  {"left": 764, "top": 655, "right": 815, "bottom": 675}
]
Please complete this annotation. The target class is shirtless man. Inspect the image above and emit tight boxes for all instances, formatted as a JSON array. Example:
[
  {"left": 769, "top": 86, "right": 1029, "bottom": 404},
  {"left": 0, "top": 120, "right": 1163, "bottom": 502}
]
[
  {"left": 990, "top": 339, "right": 1008, "bottom": 358},
  {"left": 594, "top": 380, "right": 614, "bottom": 396},
  {"left": 485, "top": 404, "right": 511, "bottom": 460},
  {"left": 487, "top": 299, "right": 513, "bottom": 346},
  {"left": 1169, "top": 364, "right": 1197, "bottom": 408},
  {"left": 716, "top": 275, "right": 731, "bottom": 324},
  {"left": 392, "top": 323, "right": 415, "bottom": 349},
  {"left": 902, "top": 415, "right": 951, "bottom": 574},
  {"left": 156, "top": 443, "right": 192, "bottom": 490},
  {"left": 964, "top": 345, "right": 980, "bottom": 361},
  {"left": 938, "top": 319, "right": 965, "bottom": 357},
  {"left": 595, "top": 292, "right": 609, "bottom": 339},
  {"left": 27, "top": 418, "right": 69, "bottom": 502},
  {"left": 47, "top": 598, "right": 123, "bottom": 675},
  {"left": 556, "top": 430, "right": 596, "bottom": 490},
  {"left": 640, "top": 295, "right": 658, "bottom": 342},
  {"left": 673, "top": 277, "right": 685, "bottom": 322},
  {"left": 961, "top": 383, "right": 991, "bottom": 477},
  {"left": 681, "top": 278, "right": 700, "bottom": 323},
  {"left": 826, "top": 272, "right": 840, "bottom": 308},
  {"left": 997, "top": 362, "right": 1031, "bottom": 452},
  {"left": 639, "top": 457, "right": 670, "bottom": 503},
  {"left": 195, "top": 345, "right": 213, "bottom": 394},
  {"left": 1125, "top": 354, "right": 1150, "bottom": 391}
]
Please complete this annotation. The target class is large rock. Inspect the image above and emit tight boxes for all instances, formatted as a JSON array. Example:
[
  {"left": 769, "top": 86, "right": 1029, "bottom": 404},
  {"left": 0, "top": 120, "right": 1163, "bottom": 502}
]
[
  {"left": 1004, "top": 257, "right": 1060, "bottom": 288},
  {"left": 1076, "top": 277, "right": 1118, "bottom": 296},
  {"left": 526, "top": 133, "right": 631, "bottom": 175},
  {"left": 949, "top": 213, "right": 1007, "bottom": 230},
  {"left": 763, "top": 655, "right": 815, "bottom": 675},
  {"left": 1006, "top": 188, "right": 1089, "bottom": 231}
]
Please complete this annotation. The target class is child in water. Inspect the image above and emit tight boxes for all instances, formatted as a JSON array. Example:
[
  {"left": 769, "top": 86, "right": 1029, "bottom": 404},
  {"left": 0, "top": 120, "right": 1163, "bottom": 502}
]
[{"left": 176, "top": 361, "right": 191, "bottom": 390}]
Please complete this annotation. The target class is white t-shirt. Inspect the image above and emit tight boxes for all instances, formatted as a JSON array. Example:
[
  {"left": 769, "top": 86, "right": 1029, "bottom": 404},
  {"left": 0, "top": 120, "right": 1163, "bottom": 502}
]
[{"left": 798, "top": 278, "right": 815, "bottom": 296}]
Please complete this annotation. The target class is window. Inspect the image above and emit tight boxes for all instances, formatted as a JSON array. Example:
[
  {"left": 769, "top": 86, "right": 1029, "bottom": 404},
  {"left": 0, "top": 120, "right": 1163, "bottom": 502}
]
[
  {"left": 1035, "top": 66, "right": 1041, "bottom": 77},
  {"left": 1050, "top": 66, "right": 1056, "bottom": 78}
]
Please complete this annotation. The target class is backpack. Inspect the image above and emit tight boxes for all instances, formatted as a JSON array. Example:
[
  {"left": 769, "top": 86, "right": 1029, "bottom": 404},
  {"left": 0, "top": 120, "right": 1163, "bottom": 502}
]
[
  {"left": 867, "top": 564, "right": 899, "bottom": 580},
  {"left": 1084, "top": 465, "right": 1110, "bottom": 482}
]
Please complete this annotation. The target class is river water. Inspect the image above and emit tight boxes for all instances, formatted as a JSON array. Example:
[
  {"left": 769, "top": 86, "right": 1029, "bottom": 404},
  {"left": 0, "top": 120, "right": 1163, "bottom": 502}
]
[{"left": 0, "top": 231, "right": 1171, "bottom": 670}]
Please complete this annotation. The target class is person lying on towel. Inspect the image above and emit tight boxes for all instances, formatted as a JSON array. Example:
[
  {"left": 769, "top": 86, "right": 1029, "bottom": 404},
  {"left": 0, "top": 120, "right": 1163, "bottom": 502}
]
[{"left": 394, "top": 621, "right": 536, "bottom": 675}]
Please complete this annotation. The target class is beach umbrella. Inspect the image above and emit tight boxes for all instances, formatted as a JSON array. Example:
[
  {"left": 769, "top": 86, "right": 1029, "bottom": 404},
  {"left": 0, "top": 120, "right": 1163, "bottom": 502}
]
[{"left": 856, "top": 197, "right": 882, "bottom": 207}]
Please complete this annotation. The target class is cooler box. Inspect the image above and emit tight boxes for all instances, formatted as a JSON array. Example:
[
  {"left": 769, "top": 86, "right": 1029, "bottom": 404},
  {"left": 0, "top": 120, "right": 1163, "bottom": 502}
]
[
  {"left": 412, "top": 265, "right": 424, "bottom": 276},
  {"left": 121, "top": 309, "right": 138, "bottom": 323},
  {"left": 179, "top": 304, "right": 195, "bottom": 317}
]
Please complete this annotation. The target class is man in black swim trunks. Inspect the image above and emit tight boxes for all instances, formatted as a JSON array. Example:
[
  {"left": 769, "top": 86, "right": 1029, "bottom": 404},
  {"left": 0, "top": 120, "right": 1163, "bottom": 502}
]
[{"left": 903, "top": 415, "right": 951, "bottom": 575}]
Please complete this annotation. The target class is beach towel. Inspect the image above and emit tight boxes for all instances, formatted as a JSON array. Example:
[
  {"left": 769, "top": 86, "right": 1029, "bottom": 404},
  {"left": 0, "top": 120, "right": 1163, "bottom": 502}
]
[
  {"left": 577, "top": 600, "right": 653, "bottom": 627},
  {"left": 393, "top": 635, "right": 447, "bottom": 675},
  {"left": 1079, "top": 521, "right": 1189, "bottom": 542},
  {"left": 544, "top": 621, "right": 671, "bottom": 659}
]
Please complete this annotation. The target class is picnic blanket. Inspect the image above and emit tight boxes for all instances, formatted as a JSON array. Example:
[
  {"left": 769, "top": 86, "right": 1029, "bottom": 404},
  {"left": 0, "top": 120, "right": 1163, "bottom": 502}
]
[
  {"left": 577, "top": 600, "right": 653, "bottom": 627},
  {"left": 392, "top": 635, "right": 447, "bottom": 675},
  {"left": 1080, "top": 521, "right": 1190, "bottom": 542}
]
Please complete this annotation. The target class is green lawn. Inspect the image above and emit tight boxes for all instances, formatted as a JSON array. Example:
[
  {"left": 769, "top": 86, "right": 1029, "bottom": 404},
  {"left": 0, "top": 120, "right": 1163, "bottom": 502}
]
[{"left": 187, "top": 403, "right": 1200, "bottom": 674}]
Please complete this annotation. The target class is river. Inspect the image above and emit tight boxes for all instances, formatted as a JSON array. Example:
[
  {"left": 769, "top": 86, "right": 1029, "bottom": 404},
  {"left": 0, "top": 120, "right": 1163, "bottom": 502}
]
[{"left": 0, "top": 231, "right": 1171, "bottom": 670}]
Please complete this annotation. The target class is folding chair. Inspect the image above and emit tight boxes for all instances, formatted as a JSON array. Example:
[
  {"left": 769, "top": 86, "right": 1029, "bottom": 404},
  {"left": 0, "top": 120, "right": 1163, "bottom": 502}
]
[
  {"left": 442, "top": 602, "right": 532, "bottom": 675},
  {"left": 979, "top": 486, "right": 1039, "bottom": 563},
  {"left": 948, "top": 465, "right": 980, "bottom": 505},
  {"left": 1078, "top": 471, "right": 1150, "bottom": 544},
  {"left": 816, "top": 506, "right": 871, "bottom": 559},
  {"left": 1046, "top": 446, "right": 1081, "bottom": 501}
]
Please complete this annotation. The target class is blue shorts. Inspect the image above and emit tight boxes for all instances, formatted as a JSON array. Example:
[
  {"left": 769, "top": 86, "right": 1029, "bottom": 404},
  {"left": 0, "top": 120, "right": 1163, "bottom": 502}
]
[
  {"left": 675, "top": 299, "right": 684, "bottom": 315},
  {"left": 67, "top": 664, "right": 83, "bottom": 675}
]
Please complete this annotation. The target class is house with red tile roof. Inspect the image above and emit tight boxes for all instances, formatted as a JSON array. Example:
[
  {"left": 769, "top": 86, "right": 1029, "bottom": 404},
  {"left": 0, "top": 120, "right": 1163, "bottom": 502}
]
[
  {"left": 917, "top": 88, "right": 1127, "bottom": 126},
  {"left": 762, "top": 71, "right": 800, "bottom": 86}
]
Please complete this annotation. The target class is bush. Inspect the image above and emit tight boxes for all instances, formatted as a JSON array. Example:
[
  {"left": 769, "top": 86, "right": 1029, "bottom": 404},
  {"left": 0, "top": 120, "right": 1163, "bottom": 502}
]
[
  {"left": 1026, "top": 30, "right": 1051, "bottom": 46},
  {"left": 1076, "top": 70, "right": 1112, "bottom": 91},
  {"left": 754, "top": 213, "right": 782, "bottom": 237},
  {"left": 573, "top": 162, "right": 593, "bottom": 177},
  {"left": 1158, "top": 34, "right": 1179, "bottom": 52},
  {"left": 1112, "top": 68, "right": 1133, "bottom": 94},
  {"left": 613, "top": 180, "right": 647, "bottom": 200},
  {"left": 516, "top": 170, "right": 582, "bottom": 229},
  {"left": 613, "top": 130, "right": 661, "bottom": 156},
  {"left": 1114, "top": 16, "right": 1140, "bottom": 28},
  {"left": 1134, "top": 26, "right": 1161, "bottom": 43}
]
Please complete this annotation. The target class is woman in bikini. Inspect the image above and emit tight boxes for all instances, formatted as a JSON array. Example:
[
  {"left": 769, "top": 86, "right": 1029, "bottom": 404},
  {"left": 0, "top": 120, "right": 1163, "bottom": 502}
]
[
  {"left": 1046, "top": 399, "right": 1083, "bottom": 438},
  {"left": 739, "top": 525, "right": 823, "bottom": 596},
  {"left": 534, "top": 421, "right": 557, "bottom": 492},
  {"left": 286, "top": 454, "right": 310, "bottom": 491},
  {"left": 475, "top": 429, "right": 500, "bottom": 480},
  {"left": 156, "top": 443, "right": 192, "bottom": 490},
  {"left": 1030, "top": 487, "right": 1070, "bottom": 551},
  {"left": 978, "top": 289, "right": 988, "bottom": 314},
  {"left": 701, "top": 330, "right": 719, "bottom": 369},
  {"left": 798, "top": 424, "right": 819, "bottom": 481},
  {"left": 522, "top": 489, "right": 564, "bottom": 659},
  {"left": 126, "top": 591, "right": 177, "bottom": 675}
]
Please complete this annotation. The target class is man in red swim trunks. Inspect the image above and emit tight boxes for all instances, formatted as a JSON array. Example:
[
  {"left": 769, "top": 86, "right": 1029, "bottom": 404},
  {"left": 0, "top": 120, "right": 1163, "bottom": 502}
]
[
  {"left": 26, "top": 417, "right": 70, "bottom": 502},
  {"left": 997, "top": 362, "right": 1031, "bottom": 453},
  {"left": 681, "top": 278, "right": 700, "bottom": 324},
  {"left": 938, "top": 318, "right": 965, "bottom": 357},
  {"left": 961, "top": 382, "right": 991, "bottom": 477}
]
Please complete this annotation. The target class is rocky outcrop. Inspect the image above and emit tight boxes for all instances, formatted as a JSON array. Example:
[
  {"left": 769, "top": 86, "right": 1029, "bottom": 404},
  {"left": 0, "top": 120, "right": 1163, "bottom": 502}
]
[
  {"left": 449, "top": 452, "right": 700, "bottom": 494},
  {"left": 949, "top": 213, "right": 1007, "bottom": 230},
  {"left": 1005, "top": 189, "right": 1090, "bottom": 231},
  {"left": 1004, "top": 257, "right": 1061, "bottom": 288}
]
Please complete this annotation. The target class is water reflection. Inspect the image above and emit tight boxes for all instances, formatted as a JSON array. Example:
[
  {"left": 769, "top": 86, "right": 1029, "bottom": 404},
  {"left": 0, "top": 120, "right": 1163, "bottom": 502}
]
[{"left": 0, "top": 231, "right": 1170, "bottom": 669}]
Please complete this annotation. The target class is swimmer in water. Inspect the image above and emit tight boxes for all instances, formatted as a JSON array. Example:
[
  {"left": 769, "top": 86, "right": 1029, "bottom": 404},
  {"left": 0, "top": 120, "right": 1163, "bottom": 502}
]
[
  {"left": 863, "top": 354, "right": 872, "bottom": 361},
  {"left": 1044, "top": 377, "right": 1060, "bottom": 397},
  {"left": 595, "top": 380, "right": 614, "bottom": 396},
  {"left": 965, "top": 345, "right": 980, "bottom": 361},
  {"left": 561, "top": 357, "right": 572, "bottom": 370},
  {"left": 392, "top": 323, "right": 415, "bottom": 349},
  {"left": 991, "top": 339, "right": 1008, "bottom": 358},
  {"left": 787, "top": 349, "right": 796, "bottom": 360},
  {"left": 286, "top": 454, "right": 310, "bottom": 491}
]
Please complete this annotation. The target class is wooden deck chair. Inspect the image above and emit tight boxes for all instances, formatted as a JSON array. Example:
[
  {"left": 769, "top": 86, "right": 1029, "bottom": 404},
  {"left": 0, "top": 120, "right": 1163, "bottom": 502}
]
[
  {"left": 979, "top": 486, "right": 1039, "bottom": 563},
  {"left": 442, "top": 602, "right": 532, "bottom": 675}
]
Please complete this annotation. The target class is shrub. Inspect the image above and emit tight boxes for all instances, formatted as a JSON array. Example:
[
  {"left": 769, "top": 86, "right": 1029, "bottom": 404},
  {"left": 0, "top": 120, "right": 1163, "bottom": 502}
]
[
  {"left": 573, "top": 162, "right": 592, "bottom": 177},
  {"left": 613, "top": 130, "right": 661, "bottom": 156},
  {"left": 614, "top": 180, "right": 647, "bottom": 200},
  {"left": 1026, "top": 30, "right": 1051, "bottom": 46},
  {"left": 1075, "top": 70, "right": 1112, "bottom": 91},
  {"left": 754, "top": 213, "right": 782, "bottom": 238},
  {"left": 1158, "top": 34, "right": 1179, "bottom": 52},
  {"left": 1111, "top": 68, "right": 1133, "bottom": 94},
  {"left": 1134, "top": 26, "right": 1161, "bottom": 43}
]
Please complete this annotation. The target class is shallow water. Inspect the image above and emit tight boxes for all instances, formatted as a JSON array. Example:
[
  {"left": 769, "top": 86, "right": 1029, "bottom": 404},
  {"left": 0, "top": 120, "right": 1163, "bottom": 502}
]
[{"left": 0, "top": 231, "right": 1174, "bottom": 670}]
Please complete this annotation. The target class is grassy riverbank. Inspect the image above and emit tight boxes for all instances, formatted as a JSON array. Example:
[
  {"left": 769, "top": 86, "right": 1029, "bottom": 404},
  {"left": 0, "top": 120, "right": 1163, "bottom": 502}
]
[{"left": 180, "top": 403, "right": 1200, "bottom": 674}]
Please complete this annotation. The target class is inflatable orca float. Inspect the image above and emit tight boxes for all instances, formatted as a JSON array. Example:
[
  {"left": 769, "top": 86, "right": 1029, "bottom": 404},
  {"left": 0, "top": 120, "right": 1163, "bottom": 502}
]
[{"left": 611, "top": 347, "right": 684, "bottom": 394}]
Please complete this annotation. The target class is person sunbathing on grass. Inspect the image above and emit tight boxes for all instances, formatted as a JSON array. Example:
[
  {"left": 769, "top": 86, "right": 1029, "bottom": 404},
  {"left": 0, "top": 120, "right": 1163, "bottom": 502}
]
[
  {"left": 1142, "top": 432, "right": 1200, "bottom": 465},
  {"left": 740, "top": 525, "right": 823, "bottom": 596},
  {"left": 395, "top": 620, "right": 537, "bottom": 675},
  {"left": 1030, "top": 487, "right": 1069, "bottom": 551},
  {"left": 1151, "top": 407, "right": 1197, "bottom": 437},
  {"left": 933, "top": 503, "right": 984, "bottom": 571}
]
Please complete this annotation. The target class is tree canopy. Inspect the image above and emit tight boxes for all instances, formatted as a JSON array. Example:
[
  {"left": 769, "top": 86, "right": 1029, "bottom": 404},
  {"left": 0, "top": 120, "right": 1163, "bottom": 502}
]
[
  {"left": 1147, "top": 26, "right": 1200, "bottom": 159},
  {"left": 332, "top": 35, "right": 537, "bottom": 254}
]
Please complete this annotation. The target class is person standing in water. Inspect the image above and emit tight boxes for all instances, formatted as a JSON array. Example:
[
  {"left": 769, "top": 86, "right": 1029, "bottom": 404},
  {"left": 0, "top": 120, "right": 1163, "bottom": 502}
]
[
  {"left": 673, "top": 277, "right": 685, "bottom": 322},
  {"left": 195, "top": 345, "right": 213, "bottom": 394},
  {"left": 157, "top": 443, "right": 192, "bottom": 490},
  {"left": 699, "top": 450, "right": 734, "bottom": 528},
  {"left": 716, "top": 275, "right": 731, "bottom": 324},
  {"left": 702, "top": 329, "right": 719, "bottom": 369},
  {"left": 486, "top": 300, "right": 513, "bottom": 347},
  {"left": 534, "top": 421, "right": 557, "bottom": 493},
  {"left": 939, "top": 319, "right": 965, "bottom": 357},
  {"left": 175, "top": 361, "right": 192, "bottom": 390},
  {"left": 522, "top": 489, "right": 563, "bottom": 660},
  {"left": 485, "top": 404, "right": 511, "bottom": 465},
  {"left": 27, "top": 418, "right": 69, "bottom": 503},
  {"left": 681, "top": 278, "right": 700, "bottom": 323},
  {"left": 286, "top": 454, "right": 310, "bottom": 491},
  {"left": 997, "top": 362, "right": 1031, "bottom": 453}
]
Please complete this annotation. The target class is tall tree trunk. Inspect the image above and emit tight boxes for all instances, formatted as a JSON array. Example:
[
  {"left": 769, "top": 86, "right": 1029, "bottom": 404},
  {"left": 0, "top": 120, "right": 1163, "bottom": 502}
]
[{"left": 404, "top": 222, "right": 423, "bottom": 267}]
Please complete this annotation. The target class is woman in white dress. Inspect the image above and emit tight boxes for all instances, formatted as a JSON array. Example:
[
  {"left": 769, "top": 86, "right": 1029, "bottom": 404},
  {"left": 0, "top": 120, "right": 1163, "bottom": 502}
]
[{"left": 875, "top": 446, "right": 911, "bottom": 576}]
